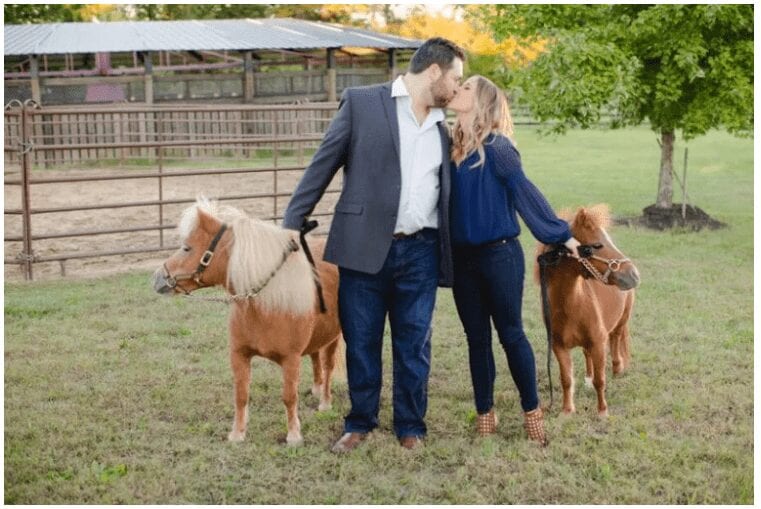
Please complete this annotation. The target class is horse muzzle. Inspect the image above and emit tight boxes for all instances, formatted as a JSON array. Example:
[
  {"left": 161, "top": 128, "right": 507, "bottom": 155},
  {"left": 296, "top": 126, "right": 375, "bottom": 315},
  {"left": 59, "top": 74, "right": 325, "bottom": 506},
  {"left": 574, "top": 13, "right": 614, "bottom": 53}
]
[
  {"left": 151, "top": 267, "right": 176, "bottom": 295},
  {"left": 612, "top": 264, "right": 640, "bottom": 291}
]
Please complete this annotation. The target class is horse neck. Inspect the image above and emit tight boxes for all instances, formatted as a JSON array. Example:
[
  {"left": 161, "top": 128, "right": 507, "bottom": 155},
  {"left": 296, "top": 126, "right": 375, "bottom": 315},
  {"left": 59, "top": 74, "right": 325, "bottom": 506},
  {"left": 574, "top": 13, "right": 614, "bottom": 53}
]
[{"left": 546, "top": 258, "right": 586, "bottom": 303}]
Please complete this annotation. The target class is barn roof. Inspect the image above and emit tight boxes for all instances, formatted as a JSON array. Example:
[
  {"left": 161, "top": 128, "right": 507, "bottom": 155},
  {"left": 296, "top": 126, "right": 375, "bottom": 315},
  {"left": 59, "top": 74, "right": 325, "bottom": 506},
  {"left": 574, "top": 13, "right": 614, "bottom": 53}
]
[{"left": 4, "top": 18, "right": 423, "bottom": 56}]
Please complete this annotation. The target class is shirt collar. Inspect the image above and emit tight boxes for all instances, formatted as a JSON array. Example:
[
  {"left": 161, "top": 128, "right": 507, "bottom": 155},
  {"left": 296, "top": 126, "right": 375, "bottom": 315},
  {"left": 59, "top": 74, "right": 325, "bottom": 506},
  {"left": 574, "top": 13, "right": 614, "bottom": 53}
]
[
  {"left": 391, "top": 75, "right": 409, "bottom": 98},
  {"left": 392, "top": 76, "right": 446, "bottom": 123}
]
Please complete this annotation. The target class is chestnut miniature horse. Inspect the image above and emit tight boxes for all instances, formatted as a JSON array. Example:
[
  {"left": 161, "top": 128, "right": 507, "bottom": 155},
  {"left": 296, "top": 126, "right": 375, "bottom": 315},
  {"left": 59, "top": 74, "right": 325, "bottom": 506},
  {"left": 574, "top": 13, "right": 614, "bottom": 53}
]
[
  {"left": 152, "top": 198, "right": 341, "bottom": 446},
  {"left": 535, "top": 204, "right": 640, "bottom": 417}
]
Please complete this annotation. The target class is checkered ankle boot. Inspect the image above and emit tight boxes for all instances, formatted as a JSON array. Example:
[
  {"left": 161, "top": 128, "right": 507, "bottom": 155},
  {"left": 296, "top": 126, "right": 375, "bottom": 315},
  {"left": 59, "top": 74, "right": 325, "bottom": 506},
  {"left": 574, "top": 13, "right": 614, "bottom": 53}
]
[
  {"left": 476, "top": 409, "right": 498, "bottom": 437},
  {"left": 523, "top": 407, "right": 548, "bottom": 446}
]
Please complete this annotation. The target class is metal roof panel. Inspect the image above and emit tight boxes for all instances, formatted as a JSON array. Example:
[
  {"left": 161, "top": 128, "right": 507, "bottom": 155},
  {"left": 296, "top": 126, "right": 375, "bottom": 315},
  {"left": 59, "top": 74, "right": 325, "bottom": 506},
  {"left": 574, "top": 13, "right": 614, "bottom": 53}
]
[{"left": 4, "top": 18, "right": 423, "bottom": 55}]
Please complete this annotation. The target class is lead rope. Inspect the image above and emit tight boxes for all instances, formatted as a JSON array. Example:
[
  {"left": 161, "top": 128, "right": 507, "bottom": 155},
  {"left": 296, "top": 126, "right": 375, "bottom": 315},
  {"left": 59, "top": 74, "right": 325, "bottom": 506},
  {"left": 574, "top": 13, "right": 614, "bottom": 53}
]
[
  {"left": 183, "top": 239, "right": 300, "bottom": 304},
  {"left": 299, "top": 219, "right": 327, "bottom": 313},
  {"left": 537, "top": 247, "right": 565, "bottom": 411}
]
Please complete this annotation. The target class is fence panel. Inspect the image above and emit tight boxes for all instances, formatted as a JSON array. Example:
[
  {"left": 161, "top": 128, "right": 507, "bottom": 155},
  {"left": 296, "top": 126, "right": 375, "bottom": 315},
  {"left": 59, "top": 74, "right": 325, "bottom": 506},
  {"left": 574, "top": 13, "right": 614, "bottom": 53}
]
[{"left": 4, "top": 102, "right": 340, "bottom": 280}]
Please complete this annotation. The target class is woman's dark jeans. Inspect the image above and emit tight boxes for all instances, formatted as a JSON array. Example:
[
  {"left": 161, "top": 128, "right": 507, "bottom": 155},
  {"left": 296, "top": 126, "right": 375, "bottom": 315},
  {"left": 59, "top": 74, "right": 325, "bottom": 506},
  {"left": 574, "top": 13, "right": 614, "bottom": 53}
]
[{"left": 452, "top": 238, "right": 540, "bottom": 414}]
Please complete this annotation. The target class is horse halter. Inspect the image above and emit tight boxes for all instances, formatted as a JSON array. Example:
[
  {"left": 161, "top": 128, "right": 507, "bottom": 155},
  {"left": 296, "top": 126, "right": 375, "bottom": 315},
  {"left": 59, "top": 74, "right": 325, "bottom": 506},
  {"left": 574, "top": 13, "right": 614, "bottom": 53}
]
[
  {"left": 162, "top": 224, "right": 228, "bottom": 293},
  {"left": 574, "top": 243, "right": 631, "bottom": 284}
]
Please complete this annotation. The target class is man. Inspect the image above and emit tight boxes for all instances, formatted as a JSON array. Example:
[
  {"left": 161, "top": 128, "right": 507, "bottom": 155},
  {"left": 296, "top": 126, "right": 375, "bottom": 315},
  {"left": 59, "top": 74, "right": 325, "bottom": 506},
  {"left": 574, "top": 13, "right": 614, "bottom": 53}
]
[{"left": 283, "top": 38, "right": 465, "bottom": 452}]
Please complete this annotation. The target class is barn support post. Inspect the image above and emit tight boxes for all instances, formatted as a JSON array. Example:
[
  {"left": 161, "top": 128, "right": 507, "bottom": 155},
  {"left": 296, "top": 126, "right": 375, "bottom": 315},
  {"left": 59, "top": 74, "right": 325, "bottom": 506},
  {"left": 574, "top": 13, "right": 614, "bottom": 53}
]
[
  {"left": 326, "top": 48, "right": 337, "bottom": 102},
  {"left": 143, "top": 51, "right": 154, "bottom": 104},
  {"left": 29, "top": 55, "right": 42, "bottom": 104},
  {"left": 388, "top": 48, "right": 397, "bottom": 81},
  {"left": 243, "top": 51, "right": 255, "bottom": 103}
]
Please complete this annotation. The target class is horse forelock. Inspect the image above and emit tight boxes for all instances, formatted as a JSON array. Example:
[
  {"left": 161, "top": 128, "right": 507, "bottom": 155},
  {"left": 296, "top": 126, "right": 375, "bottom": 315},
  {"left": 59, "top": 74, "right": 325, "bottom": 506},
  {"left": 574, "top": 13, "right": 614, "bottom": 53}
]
[
  {"left": 227, "top": 217, "right": 316, "bottom": 316},
  {"left": 572, "top": 203, "right": 611, "bottom": 235},
  {"left": 177, "top": 197, "right": 246, "bottom": 241}
]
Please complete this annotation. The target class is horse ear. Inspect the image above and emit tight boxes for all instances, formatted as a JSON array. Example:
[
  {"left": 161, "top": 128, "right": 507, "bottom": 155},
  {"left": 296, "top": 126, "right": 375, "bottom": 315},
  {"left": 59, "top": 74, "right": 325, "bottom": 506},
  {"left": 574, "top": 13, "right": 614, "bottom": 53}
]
[
  {"left": 572, "top": 207, "right": 589, "bottom": 230},
  {"left": 196, "top": 207, "right": 221, "bottom": 234}
]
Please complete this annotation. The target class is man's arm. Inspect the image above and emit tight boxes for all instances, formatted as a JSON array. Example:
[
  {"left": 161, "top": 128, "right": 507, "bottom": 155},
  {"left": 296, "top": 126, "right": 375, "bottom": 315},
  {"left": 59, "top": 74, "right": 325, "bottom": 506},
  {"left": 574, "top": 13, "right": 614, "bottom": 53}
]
[{"left": 282, "top": 90, "right": 352, "bottom": 230}]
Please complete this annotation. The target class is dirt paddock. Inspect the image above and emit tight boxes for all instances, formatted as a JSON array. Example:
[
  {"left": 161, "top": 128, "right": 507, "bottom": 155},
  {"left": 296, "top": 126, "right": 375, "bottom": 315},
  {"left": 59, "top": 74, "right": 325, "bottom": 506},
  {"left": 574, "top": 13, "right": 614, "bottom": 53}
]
[{"left": 4, "top": 165, "right": 340, "bottom": 282}]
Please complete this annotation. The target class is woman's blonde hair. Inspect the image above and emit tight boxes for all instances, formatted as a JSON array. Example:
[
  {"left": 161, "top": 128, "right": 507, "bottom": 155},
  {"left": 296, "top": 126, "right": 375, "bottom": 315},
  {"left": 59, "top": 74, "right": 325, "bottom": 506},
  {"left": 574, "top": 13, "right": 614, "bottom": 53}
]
[{"left": 451, "top": 75, "right": 515, "bottom": 168}]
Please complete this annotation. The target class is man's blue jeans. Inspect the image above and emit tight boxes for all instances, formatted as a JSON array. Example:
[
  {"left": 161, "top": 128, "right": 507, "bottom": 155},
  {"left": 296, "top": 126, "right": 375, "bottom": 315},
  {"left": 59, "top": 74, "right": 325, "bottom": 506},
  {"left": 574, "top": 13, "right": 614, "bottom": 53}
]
[
  {"left": 452, "top": 238, "right": 540, "bottom": 414},
  {"left": 338, "top": 228, "right": 439, "bottom": 439}
]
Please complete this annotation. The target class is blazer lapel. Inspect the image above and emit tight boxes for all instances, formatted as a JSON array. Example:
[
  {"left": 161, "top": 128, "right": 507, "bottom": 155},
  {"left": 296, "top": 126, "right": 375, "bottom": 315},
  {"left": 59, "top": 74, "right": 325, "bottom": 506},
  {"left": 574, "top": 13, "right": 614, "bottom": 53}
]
[{"left": 380, "top": 82, "right": 401, "bottom": 161}]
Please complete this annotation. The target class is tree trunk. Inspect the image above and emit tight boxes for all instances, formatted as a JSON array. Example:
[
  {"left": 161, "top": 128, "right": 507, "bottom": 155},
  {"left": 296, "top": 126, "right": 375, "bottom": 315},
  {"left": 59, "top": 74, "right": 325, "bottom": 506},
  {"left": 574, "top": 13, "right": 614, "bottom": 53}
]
[{"left": 656, "top": 130, "right": 674, "bottom": 209}]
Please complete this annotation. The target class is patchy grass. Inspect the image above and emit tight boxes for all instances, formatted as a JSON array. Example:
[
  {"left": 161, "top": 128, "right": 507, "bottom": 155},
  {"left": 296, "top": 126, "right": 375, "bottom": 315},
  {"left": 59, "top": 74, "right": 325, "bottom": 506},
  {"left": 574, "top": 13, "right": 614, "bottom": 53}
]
[{"left": 4, "top": 126, "right": 752, "bottom": 503}]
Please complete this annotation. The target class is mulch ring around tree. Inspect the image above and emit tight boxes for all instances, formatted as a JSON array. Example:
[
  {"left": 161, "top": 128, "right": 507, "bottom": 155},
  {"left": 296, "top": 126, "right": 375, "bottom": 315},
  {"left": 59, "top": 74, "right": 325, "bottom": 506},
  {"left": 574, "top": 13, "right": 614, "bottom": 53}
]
[{"left": 613, "top": 204, "right": 728, "bottom": 231}]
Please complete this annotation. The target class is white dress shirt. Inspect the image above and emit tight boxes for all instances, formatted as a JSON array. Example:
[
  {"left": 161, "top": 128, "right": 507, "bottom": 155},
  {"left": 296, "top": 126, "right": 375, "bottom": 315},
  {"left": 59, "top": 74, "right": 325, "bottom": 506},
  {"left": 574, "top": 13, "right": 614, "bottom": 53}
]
[{"left": 391, "top": 76, "right": 444, "bottom": 235}]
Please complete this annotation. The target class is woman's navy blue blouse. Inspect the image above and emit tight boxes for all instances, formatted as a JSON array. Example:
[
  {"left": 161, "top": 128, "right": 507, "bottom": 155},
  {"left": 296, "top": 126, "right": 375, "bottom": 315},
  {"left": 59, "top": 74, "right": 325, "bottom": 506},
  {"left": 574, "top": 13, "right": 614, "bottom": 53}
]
[{"left": 451, "top": 133, "right": 571, "bottom": 246}]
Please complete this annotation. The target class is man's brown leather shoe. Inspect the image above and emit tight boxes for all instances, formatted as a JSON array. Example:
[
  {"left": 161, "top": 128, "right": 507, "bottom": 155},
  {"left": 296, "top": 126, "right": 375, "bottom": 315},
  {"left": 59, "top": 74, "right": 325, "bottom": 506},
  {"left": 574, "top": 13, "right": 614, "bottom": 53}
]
[
  {"left": 399, "top": 436, "right": 424, "bottom": 450},
  {"left": 331, "top": 432, "right": 367, "bottom": 453}
]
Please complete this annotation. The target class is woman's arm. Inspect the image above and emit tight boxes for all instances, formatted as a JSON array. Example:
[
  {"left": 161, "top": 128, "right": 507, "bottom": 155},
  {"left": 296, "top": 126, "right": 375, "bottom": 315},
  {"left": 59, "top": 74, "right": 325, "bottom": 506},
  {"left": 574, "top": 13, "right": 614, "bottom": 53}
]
[{"left": 490, "top": 137, "right": 573, "bottom": 245}]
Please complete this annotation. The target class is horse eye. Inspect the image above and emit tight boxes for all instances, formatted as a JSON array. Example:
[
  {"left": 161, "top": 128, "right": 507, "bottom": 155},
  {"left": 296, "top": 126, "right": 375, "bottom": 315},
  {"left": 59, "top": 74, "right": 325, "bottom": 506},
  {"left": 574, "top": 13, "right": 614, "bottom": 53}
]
[{"left": 181, "top": 245, "right": 191, "bottom": 253}]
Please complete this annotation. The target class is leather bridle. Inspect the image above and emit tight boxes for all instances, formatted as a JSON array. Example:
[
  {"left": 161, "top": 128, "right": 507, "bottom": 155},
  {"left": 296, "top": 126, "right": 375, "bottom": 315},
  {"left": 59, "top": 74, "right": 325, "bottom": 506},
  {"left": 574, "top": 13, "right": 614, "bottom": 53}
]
[
  {"left": 162, "top": 224, "right": 228, "bottom": 294},
  {"left": 574, "top": 243, "right": 631, "bottom": 284}
]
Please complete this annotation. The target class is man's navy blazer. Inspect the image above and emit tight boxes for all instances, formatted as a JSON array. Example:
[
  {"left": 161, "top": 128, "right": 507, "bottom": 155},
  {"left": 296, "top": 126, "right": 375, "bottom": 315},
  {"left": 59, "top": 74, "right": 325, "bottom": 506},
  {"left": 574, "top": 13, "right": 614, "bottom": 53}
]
[{"left": 282, "top": 82, "right": 453, "bottom": 287}]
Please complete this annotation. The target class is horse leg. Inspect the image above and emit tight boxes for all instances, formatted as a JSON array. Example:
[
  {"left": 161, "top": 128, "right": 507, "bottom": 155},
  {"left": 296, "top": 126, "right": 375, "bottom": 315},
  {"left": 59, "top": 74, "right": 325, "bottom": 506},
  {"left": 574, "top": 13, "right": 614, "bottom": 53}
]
[
  {"left": 318, "top": 337, "right": 340, "bottom": 411},
  {"left": 309, "top": 351, "right": 324, "bottom": 398},
  {"left": 589, "top": 340, "right": 609, "bottom": 417},
  {"left": 552, "top": 343, "right": 575, "bottom": 414},
  {"left": 281, "top": 355, "right": 303, "bottom": 446},
  {"left": 613, "top": 294, "right": 635, "bottom": 374},
  {"left": 228, "top": 347, "right": 253, "bottom": 442},
  {"left": 609, "top": 324, "right": 626, "bottom": 375},
  {"left": 583, "top": 349, "right": 594, "bottom": 389}
]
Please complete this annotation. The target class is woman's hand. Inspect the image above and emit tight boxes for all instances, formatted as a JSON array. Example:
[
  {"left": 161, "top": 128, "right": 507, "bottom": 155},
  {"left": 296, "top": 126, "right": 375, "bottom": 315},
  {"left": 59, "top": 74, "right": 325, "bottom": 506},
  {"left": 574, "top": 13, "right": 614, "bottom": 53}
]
[{"left": 564, "top": 237, "right": 582, "bottom": 259}]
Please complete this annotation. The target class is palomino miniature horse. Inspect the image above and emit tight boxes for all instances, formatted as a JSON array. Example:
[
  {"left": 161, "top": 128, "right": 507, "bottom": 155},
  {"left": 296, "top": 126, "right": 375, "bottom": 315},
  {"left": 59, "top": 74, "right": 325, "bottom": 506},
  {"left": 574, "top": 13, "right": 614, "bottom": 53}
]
[
  {"left": 152, "top": 198, "right": 341, "bottom": 446},
  {"left": 535, "top": 204, "right": 640, "bottom": 417}
]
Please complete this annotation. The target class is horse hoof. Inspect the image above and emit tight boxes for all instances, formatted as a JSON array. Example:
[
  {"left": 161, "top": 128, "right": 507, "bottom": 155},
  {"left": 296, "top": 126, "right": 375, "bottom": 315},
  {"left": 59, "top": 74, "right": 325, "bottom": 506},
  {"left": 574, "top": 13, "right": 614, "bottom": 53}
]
[
  {"left": 228, "top": 431, "right": 246, "bottom": 442},
  {"left": 584, "top": 377, "right": 593, "bottom": 389},
  {"left": 598, "top": 409, "right": 609, "bottom": 418},
  {"left": 318, "top": 402, "right": 332, "bottom": 412},
  {"left": 561, "top": 407, "right": 576, "bottom": 416},
  {"left": 286, "top": 435, "right": 304, "bottom": 447},
  {"left": 311, "top": 384, "right": 322, "bottom": 397}
]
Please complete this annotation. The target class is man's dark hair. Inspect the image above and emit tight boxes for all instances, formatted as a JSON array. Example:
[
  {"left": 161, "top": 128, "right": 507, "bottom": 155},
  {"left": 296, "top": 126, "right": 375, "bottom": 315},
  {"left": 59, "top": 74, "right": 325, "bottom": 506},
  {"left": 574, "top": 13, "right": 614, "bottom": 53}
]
[{"left": 408, "top": 37, "right": 466, "bottom": 74}]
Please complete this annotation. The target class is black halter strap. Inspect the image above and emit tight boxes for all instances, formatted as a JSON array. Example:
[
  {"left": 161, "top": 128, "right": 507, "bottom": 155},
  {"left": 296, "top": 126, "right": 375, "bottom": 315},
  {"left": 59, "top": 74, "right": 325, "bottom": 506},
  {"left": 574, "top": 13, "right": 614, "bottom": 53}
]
[{"left": 195, "top": 223, "right": 228, "bottom": 275}]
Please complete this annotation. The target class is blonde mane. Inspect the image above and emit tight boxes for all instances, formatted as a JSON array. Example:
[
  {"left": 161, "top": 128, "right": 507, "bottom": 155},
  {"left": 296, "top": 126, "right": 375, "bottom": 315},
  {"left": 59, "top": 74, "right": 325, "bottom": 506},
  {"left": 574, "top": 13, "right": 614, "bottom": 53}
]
[{"left": 181, "top": 198, "right": 316, "bottom": 316}]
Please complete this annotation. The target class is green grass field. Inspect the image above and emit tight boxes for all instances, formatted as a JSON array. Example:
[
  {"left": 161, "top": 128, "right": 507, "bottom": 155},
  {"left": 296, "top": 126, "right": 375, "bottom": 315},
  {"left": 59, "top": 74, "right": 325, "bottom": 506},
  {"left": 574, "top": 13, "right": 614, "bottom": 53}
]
[{"left": 4, "top": 125, "right": 753, "bottom": 504}]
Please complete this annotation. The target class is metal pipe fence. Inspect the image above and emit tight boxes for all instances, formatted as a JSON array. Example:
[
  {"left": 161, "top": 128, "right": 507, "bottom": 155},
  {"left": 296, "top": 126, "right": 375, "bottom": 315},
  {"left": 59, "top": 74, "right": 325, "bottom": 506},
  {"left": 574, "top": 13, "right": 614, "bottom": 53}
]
[{"left": 4, "top": 100, "right": 341, "bottom": 280}]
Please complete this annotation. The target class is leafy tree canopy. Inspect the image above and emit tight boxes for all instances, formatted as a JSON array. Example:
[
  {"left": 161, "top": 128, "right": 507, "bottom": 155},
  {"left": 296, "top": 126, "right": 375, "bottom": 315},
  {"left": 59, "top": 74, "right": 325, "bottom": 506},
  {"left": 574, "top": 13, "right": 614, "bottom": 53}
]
[
  {"left": 481, "top": 4, "right": 753, "bottom": 140},
  {"left": 5, "top": 4, "right": 86, "bottom": 24}
]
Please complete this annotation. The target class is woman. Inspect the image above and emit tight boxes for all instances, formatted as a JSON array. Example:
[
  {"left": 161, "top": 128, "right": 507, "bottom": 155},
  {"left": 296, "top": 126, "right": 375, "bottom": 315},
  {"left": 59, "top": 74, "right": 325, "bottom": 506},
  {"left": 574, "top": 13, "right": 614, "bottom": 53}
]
[{"left": 446, "top": 75, "right": 581, "bottom": 445}]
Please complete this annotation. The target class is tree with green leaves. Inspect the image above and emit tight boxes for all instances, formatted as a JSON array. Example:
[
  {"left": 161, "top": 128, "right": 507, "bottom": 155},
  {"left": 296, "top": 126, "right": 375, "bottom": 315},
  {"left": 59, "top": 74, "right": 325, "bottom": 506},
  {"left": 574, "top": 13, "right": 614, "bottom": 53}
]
[
  {"left": 133, "top": 4, "right": 269, "bottom": 21},
  {"left": 4, "top": 4, "right": 85, "bottom": 24},
  {"left": 481, "top": 4, "right": 753, "bottom": 210}
]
